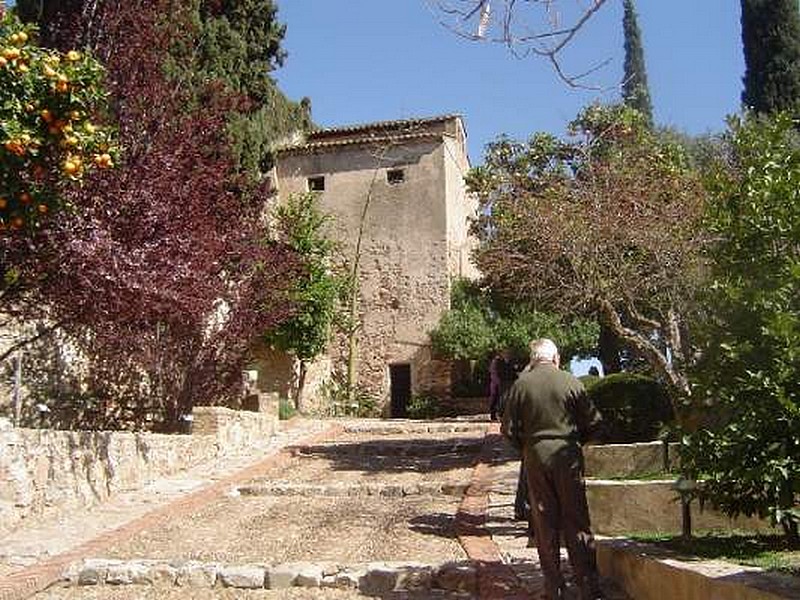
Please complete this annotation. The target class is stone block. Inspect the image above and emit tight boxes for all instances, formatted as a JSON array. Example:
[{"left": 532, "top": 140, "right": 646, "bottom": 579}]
[
  {"left": 359, "top": 563, "right": 398, "bottom": 595},
  {"left": 147, "top": 562, "right": 178, "bottom": 586},
  {"left": 218, "top": 564, "right": 266, "bottom": 588},
  {"left": 176, "top": 560, "right": 217, "bottom": 588},
  {"left": 78, "top": 559, "right": 117, "bottom": 586},
  {"left": 106, "top": 562, "right": 136, "bottom": 585},
  {"left": 325, "top": 567, "right": 364, "bottom": 589},
  {"left": 395, "top": 564, "right": 433, "bottom": 591},
  {"left": 62, "top": 561, "right": 82, "bottom": 585},
  {"left": 265, "top": 564, "right": 297, "bottom": 589},
  {"left": 294, "top": 562, "right": 324, "bottom": 587},
  {"left": 584, "top": 442, "right": 668, "bottom": 479},
  {"left": 434, "top": 563, "right": 477, "bottom": 593}
]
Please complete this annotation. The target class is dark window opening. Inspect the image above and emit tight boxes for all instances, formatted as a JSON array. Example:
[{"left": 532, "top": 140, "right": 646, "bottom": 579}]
[
  {"left": 307, "top": 176, "right": 325, "bottom": 191},
  {"left": 387, "top": 168, "right": 405, "bottom": 185}
]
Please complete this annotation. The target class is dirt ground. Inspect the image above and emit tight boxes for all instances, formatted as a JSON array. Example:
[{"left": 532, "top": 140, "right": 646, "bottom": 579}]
[
  {"left": 102, "top": 494, "right": 466, "bottom": 564},
  {"left": 32, "top": 584, "right": 469, "bottom": 599}
]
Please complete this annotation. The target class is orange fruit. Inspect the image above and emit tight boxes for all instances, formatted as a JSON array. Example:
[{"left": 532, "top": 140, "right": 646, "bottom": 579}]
[
  {"left": 0, "top": 198, "right": 7, "bottom": 209},
  {"left": 63, "top": 160, "right": 79, "bottom": 175},
  {"left": 19, "top": 192, "right": 33, "bottom": 205},
  {"left": 37, "top": 204, "right": 49, "bottom": 214}
]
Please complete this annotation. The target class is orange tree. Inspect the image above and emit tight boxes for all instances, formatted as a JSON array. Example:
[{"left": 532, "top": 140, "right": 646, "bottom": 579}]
[{"left": 0, "top": 9, "right": 114, "bottom": 233}]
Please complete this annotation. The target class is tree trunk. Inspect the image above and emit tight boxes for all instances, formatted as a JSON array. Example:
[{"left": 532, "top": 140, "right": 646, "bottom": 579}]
[
  {"left": 598, "top": 322, "right": 621, "bottom": 374},
  {"left": 295, "top": 359, "right": 308, "bottom": 413},
  {"left": 782, "top": 518, "right": 799, "bottom": 548}
]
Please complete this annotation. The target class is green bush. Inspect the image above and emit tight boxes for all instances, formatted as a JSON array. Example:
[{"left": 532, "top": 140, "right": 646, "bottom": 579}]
[
  {"left": 278, "top": 398, "right": 296, "bottom": 420},
  {"left": 319, "top": 374, "right": 379, "bottom": 418},
  {"left": 586, "top": 373, "right": 673, "bottom": 442},
  {"left": 407, "top": 393, "right": 442, "bottom": 420}
]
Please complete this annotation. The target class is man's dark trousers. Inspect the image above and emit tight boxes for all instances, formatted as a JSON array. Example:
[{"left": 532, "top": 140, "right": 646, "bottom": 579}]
[{"left": 525, "top": 443, "right": 601, "bottom": 600}]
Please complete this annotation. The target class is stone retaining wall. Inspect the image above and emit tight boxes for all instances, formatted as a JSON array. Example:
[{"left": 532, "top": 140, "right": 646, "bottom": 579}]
[
  {"left": 587, "top": 480, "right": 771, "bottom": 536},
  {"left": 0, "top": 406, "right": 276, "bottom": 536},
  {"left": 584, "top": 441, "right": 679, "bottom": 479},
  {"left": 598, "top": 538, "right": 799, "bottom": 600},
  {"left": 61, "top": 558, "right": 478, "bottom": 596}
]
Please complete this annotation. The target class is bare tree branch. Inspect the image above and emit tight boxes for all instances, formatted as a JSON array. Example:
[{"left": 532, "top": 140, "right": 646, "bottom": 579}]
[
  {"left": 0, "top": 321, "right": 65, "bottom": 364},
  {"left": 427, "top": 0, "right": 611, "bottom": 88}
]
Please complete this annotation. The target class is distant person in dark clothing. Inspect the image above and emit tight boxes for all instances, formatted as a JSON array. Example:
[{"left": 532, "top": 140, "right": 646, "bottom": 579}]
[
  {"left": 488, "top": 348, "right": 515, "bottom": 420},
  {"left": 588, "top": 366, "right": 600, "bottom": 377},
  {"left": 502, "top": 338, "right": 605, "bottom": 600}
]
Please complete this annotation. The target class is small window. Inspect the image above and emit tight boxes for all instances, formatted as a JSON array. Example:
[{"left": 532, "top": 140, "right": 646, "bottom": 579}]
[
  {"left": 387, "top": 168, "right": 405, "bottom": 185},
  {"left": 307, "top": 176, "right": 325, "bottom": 191}
]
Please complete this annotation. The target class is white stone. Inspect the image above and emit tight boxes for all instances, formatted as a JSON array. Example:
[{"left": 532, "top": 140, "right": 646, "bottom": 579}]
[
  {"left": 294, "top": 562, "right": 324, "bottom": 587},
  {"left": 218, "top": 564, "right": 265, "bottom": 588},
  {"left": 176, "top": 561, "right": 217, "bottom": 588},
  {"left": 265, "top": 564, "right": 296, "bottom": 589}
]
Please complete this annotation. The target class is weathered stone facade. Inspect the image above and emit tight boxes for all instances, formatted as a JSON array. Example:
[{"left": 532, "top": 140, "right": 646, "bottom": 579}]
[{"left": 261, "top": 115, "right": 478, "bottom": 414}]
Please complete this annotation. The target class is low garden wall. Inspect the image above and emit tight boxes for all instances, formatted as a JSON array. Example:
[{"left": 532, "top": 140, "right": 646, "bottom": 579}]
[{"left": 0, "top": 405, "right": 277, "bottom": 536}]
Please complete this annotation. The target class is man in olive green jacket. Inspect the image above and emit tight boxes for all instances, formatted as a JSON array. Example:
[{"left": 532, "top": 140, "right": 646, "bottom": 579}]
[{"left": 501, "top": 338, "right": 604, "bottom": 600}]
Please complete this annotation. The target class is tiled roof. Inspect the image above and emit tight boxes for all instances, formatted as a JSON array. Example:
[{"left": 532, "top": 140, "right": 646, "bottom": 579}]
[
  {"left": 275, "top": 131, "right": 444, "bottom": 155},
  {"left": 306, "top": 114, "right": 462, "bottom": 139}
]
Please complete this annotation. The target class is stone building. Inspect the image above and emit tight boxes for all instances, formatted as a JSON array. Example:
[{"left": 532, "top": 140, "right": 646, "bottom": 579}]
[{"left": 255, "top": 115, "right": 478, "bottom": 416}]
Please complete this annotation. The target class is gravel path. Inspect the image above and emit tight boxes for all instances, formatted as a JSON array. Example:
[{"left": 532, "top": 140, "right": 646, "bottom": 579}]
[
  {"left": 33, "top": 584, "right": 467, "bottom": 599},
  {"left": 102, "top": 494, "right": 466, "bottom": 564}
]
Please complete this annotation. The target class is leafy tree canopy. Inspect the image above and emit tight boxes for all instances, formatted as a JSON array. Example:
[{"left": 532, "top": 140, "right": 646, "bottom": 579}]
[
  {"left": 430, "top": 279, "right": 598, "bottom": 364},
  {"left": 0, "top": 9, "right": 115, "bottom": 234},
  {"left": 683, "top": 113, "right": 800, "bottom": 544},
  {"left": 466, "top": 104, "right": 707, "bottom": 402},
  {"left": 264, "top": 192, "right": 345, "bottom": 363}
]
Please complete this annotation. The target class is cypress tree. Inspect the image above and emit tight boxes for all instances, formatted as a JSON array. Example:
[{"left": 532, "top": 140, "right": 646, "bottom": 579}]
[
  {"left": 621, "top": 0, "right": 653, "bottom": 126},
  {"left": 741, "top": 0, "right": 800, "bottom": 114},
  {"left": 191, "top": 0, "right": 313, "bottom": 176}
]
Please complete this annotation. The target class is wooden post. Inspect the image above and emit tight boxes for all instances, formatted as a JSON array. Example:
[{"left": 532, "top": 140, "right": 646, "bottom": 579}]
[{"left": 13, "top": 349, "right": 23, "bottom": 426}]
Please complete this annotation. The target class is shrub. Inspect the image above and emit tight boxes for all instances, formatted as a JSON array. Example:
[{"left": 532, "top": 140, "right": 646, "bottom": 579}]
[
  {"left": 278, "top": 397, "right": 296, "bottom": 420},
  {"left": 407, "top": 393, "right": 442, "bottom": 420},
  {"left": 586, "top": 373, "right": 673, "bottom": 442}
]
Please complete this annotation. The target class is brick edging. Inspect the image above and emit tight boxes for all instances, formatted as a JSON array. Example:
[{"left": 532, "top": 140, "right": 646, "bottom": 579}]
[
  {"left": 456, "top": 424, "right": 528, "bottom": 600},
  {"left": 0, "top": 422, "right": 340, "bottom": 600}
]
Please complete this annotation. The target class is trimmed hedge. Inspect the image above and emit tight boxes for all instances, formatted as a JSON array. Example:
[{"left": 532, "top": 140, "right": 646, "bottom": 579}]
[{"left": 583, "top": 373, "right": 673, "bottom": 442}]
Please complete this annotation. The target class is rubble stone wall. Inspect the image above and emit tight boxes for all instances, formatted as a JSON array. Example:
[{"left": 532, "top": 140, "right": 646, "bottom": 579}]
[{"left": 0, "top": 405, "right": 276, "bottom": 536}]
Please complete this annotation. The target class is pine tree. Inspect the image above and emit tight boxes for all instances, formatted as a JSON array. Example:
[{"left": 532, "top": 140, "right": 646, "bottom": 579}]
[
  {"left": 741, "top": 0, "right": 800, "bottom": 114},
  {"left": 621, "top": 0, "right": 653, "bottom": 126}
]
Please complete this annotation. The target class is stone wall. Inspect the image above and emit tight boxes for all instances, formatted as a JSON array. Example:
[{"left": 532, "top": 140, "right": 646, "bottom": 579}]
[{"left": 0, "top": 405, "right": 277, "bottom": 536}]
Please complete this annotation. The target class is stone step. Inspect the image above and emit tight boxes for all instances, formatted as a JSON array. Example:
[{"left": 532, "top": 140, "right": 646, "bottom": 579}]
[
  {"left": 493, "top": 473, "right": 772, "bottom": 536},
  {"left": 341, "top": 421, "right": 489, "bottom": 436},
  {"left": 293, "top": 438, "right": 484, "bottom": 457},
  {"left": 60, "top": 557, "right": 479, "bottom": 596},
  {"left": 235, "top": 481, "right": 470, "bottom": 498}
]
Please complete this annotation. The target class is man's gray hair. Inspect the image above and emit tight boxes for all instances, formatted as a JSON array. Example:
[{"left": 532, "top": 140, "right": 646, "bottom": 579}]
[{"left": 529, "top": 338, "right": 559, "bottom": 364}]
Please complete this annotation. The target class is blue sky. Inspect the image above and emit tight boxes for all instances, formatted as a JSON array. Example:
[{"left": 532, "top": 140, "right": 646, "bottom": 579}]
[{"left": 274, "top": 1, "right": 744, "bottom": 163}]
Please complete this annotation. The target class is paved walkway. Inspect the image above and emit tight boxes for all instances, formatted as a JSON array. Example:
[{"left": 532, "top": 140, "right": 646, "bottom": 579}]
[{"left": 0, "top": 418, "right": 631, "bottom": 599}]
